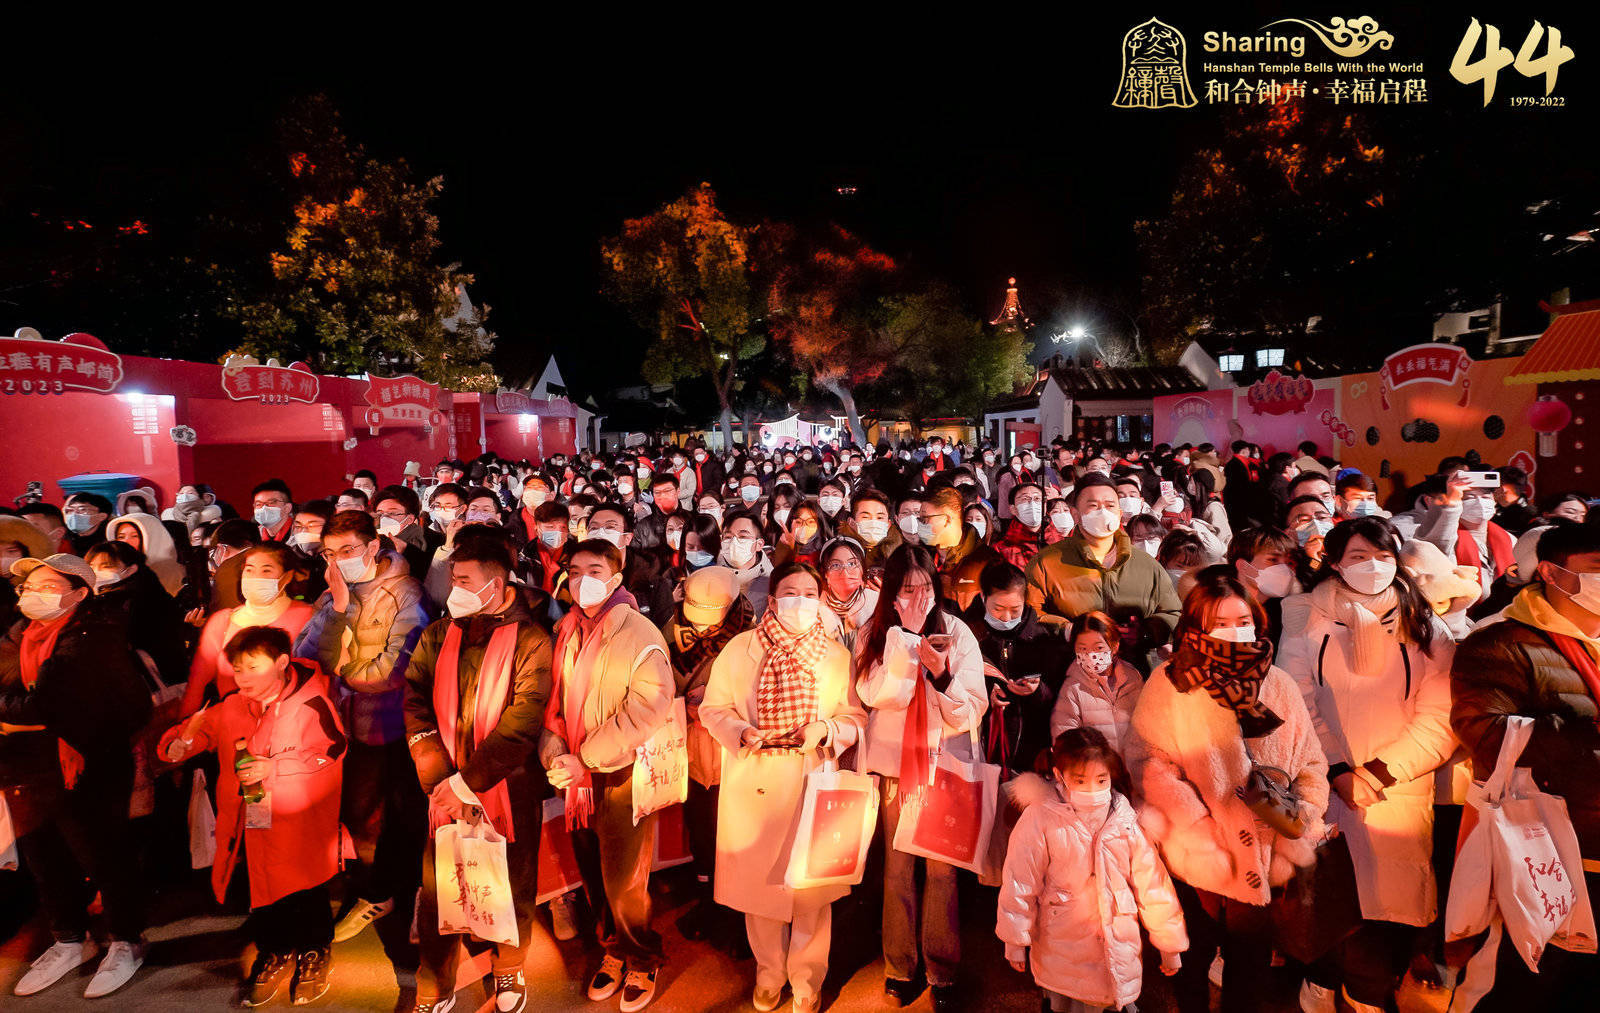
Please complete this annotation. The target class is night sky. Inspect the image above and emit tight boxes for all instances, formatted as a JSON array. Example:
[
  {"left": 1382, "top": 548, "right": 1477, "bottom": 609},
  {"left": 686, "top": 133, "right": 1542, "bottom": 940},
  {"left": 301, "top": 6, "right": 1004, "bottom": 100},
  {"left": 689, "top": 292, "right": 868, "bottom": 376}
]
[{"left": 3, "top": 8, "right": 1595, "bottom": 403}]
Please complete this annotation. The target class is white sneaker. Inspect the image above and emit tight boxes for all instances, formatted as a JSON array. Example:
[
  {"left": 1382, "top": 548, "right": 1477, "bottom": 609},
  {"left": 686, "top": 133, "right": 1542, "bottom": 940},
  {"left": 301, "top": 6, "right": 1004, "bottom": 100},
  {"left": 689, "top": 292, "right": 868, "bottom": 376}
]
[
  {"left": 618, "top": 967, "right": 658, "bottom": 1013},
  {"left": 333, "top": 896, "right": 395, "bottom": 942},
  {"left": 15, "top": 940, "right": 97, "bottom": 996},
  {"left": 1299, "top": 979, "right": 1336, "bottom": 1013},
  {"left": 587, "top": 955, "right": 625, "bottom": 1001},
  {"left": 549, "top": 891, "right": 579, "bottom": 942},
  {"left": 84, "top": 940, "right": 145, "bottom": 999}
]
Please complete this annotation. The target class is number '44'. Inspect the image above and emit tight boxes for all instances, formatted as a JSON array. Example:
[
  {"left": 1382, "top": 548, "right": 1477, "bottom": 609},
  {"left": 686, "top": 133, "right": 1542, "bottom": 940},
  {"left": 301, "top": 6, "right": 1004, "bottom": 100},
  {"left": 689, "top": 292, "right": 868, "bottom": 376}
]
[{"left": 1450, "top": 18, "right": 1574, "bottom": 105}]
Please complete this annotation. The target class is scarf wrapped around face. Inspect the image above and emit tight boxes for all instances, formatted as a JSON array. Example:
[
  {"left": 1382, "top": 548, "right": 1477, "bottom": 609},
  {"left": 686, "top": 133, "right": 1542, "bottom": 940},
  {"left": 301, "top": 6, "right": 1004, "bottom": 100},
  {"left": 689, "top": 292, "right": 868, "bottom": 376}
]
[
  {"left": 1168, "top": 626, "right": 1282, "bottom": 738},
  {"left": 1310, "top": 576, "right": 1406, "bottom": 676},
  {"left": 753, "top": 608, "right": 829, "bottom": 746},
  {"left": 666, "top": 594, "right": 754, "bottom": 692}
]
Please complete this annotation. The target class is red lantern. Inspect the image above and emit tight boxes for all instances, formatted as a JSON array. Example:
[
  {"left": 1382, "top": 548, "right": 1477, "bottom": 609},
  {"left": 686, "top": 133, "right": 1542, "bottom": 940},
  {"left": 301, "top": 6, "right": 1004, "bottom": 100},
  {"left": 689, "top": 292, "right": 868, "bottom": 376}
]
[{"left": 1525, "top": 395, "right": 1573, "bottom": 458}]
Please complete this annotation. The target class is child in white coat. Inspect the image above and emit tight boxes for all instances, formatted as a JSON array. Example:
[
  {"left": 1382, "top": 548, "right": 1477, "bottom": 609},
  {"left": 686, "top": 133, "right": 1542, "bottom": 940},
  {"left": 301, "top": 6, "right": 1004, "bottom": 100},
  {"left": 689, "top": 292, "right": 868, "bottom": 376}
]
[
  {"left": 1049, "top": 611, "right": 1144, "bottom": 755},
  {"left": 998, "top": 728, "right": 1187, "bottom": 1013}
]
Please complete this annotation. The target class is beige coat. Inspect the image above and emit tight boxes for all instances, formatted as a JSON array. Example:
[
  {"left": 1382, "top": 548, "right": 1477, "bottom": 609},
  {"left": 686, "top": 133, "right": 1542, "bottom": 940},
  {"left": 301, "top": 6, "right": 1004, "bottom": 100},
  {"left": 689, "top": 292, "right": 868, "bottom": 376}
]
[
  {"left": 701, "top": 627, "right": 865, "bottom": 922},
  {"left": 539, "top": 604, "right": 673, "bottom": 773}
]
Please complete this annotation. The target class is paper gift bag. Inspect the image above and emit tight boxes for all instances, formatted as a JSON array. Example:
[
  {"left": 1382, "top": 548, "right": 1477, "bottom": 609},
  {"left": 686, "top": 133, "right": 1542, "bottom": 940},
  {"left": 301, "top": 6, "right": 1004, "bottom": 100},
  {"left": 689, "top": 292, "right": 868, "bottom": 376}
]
[
  {"left": 536, "top": 796, "right": 584, "bottom": 905},
  {"left": 632, "top": 698, "right": 690, "bottom": 826},
  {"left": 784, "top": 757, "right": 879, "bottom": 890},
  {"left": 891, "top": 732, "right": 1000, "bottom": 875},
  {"left": 435, "top": 820, "right": 519, "bottom": 947},
  {"left": 651, "top": 802, "right": 694, "bottom": 872}
]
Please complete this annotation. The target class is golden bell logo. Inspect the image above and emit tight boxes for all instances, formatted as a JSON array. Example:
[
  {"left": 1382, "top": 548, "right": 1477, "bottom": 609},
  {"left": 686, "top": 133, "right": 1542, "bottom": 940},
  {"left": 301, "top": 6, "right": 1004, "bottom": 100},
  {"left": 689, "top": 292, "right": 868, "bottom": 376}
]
[{"left": 1112, "top": 17, "right": 1198, "bottom": 108}]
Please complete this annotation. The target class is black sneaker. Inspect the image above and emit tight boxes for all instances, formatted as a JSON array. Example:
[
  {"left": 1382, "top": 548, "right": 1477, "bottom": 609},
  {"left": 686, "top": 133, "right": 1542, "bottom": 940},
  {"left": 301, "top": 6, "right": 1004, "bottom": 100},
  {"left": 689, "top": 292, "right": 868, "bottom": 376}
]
[
  {"left": 883, "top": 977, "right": 923, "bottom": 1008},
  {"left": 291, "top": 947, "right": 331, "bottom": 1006},
  {"left": 492, "top": 969, "right": 528, "bottom": 1013},
  {"left": 242, "top": 952, "right": 294, "bottom": 1007},
  {"left": 930, "top": 983, "right": 959, "bottom": 1013}
]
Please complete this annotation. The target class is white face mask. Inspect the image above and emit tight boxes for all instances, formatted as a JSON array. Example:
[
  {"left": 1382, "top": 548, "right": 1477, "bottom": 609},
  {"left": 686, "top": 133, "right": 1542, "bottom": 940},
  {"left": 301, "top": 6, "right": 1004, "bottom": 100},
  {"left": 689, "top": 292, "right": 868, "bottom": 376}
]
[
  {"left": 1077, "top": 649, "right": 1113, "bottom": 675},
  {"left": 969, "top": 517, "right": 987, "bottom": 540},
  {"left": 539, "top": 529, "right": 563, "bottom": 549},
  {"left": 772, "top": 508, "right": 791, "bottom": 528},
  {"left": 377, "top": 515, "right": 405, "bottom": 537},
  {"left": 574, "top": 573, "right": 614, "bottom": 609},
  {"left": 523, "top": 488, "right": 548, "bottom": 508},
  {"left": 1015, "top": 502, "right": 1043, "bottom": 528},
  {"left": 1254, "top": 562, "right": 1296, "bottom": 599},
  {"left": 433, "top": 507, "right": 459, "bottom": 526},
  {"left": 1340, "top": 558, "right": 1397, "bottom": 596},
  {"left": 898, "top": 514, "right": 919, "bottom": 536},
  {"left": 1050, "top": 511, "right": 1075, "bottom": 534},
  {"left": 1079, "top": 508, "right": 1118, "bottom": 538},
  {"left": 773, "top": 594, "right": 821, "bottom": 633},
  {"left": 916, "top": 520, "right": 936, "bottom": 545},
  {"left": 1069, "top": 786, "right": 1112, "bottom": 810},
  {"left": 175, "top": 492, "right": 199, "bottom": 506},
  {"left": 446, "top": 578, "right": 497, "bottom": 619},
  {"left": 1209, "top": 624, "right": 1257, "bottom": 643},
  {"left": 1552, "top": 566, "right": 1600, "bottom": 614},
  {"left": 93, "top": 567, "right": 127, "bottom": 589},
  {"left": 589, "top": 528, "right": 624, "bottom": 547},
  {"left": 723, "top": 536, "right": 757, "bottom": 568},
  {"left": 240, "top": 576, "right": 282, "bottom": 607},
  {"left": 18, "top": 591, "right": 71, "bottom": 621},
  {"left": 288, "top": 531, "right": 321, "bottom": 553},
  {"left": 466, "top": 510, "right": 498, "bottom": 525},
  {"left": 666, "top": 528, "right": 683, "bottom": 550},
  {"left": 1136, "top": 538, "right": 1161, "bottom": 557},
  {"left": 616, "top": 479, "right": 634, "bottom": 496},
  {"left": 337, "top": 551, "right": 373, "bottom": 583},
  {"left": 740, "top": 486, "right": 761, "bottom": 503},
  {"left": 819, "top": 495, "right": 844, "bottom": 515},
  {"left": 1118, "top": 496, "right": 1143, "bottom": 517},
  {"left": 1461, "top": 497, "right": 1493, "bottom": 525},
  {"left": 685, "top": 549, "right": 714, "bottom": 569},
  {"left": 856, "top": 518, "right": 889, "bottom": 545},
  {"left": 701, "top": 505, "right": 723, "bottom": 524},
  {"left": 985, "top": 610, "right": 1021, "bottom": 632}
]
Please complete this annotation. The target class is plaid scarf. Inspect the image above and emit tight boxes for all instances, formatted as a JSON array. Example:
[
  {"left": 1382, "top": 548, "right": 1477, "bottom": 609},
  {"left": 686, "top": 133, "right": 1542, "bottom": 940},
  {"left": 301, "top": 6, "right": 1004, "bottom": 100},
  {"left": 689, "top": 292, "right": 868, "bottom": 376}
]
[
  {"left": 1168, "top": 626, "right": 1283, "bottom": 738},
  {"left": 753, "top": 608, "right": 829, "bottom": 746}
]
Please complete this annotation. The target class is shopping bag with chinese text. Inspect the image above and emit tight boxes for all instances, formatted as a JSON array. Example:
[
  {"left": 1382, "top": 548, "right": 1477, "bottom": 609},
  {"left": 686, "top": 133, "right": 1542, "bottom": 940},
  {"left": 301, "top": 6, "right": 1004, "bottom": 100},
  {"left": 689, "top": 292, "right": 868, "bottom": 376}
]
[
  {"left": 435, "top": 819, "right": 519, "bottom": 947},
  {"left": 632, "top": 697, "right": 689, "bottom": 826},
  {"left": 891, "top": 730, "right": 1000, "bottom": 875},
  {"left": 785, "top": 755, "right": 879, "bottom": 889},
  {"left": 188, "top": 769, "right": 216, "bottom": 869}
]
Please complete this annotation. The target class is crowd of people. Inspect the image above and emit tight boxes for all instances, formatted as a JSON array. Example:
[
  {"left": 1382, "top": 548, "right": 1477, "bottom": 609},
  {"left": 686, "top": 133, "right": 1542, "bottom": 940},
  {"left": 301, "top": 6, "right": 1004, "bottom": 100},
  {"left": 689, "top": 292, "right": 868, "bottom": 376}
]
[{"left": 0, "top": 434, "right": 1597, "bottom": 1013}]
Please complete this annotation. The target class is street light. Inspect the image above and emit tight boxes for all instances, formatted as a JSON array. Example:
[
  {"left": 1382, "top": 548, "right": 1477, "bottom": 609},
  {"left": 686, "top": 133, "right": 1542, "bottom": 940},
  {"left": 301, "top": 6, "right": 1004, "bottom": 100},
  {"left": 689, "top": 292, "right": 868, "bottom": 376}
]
[{"left": 1052, "top": 325, "right": 1110, "bottom": 363}]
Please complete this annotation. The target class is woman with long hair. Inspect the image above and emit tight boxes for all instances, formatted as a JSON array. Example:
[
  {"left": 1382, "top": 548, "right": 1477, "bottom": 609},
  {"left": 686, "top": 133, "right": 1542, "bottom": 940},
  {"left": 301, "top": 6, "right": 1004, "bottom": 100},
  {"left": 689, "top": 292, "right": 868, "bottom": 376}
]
[
  {"left": 855, "top": 544, "right": 986, "bottom": 1012},
  {"left": 1276, "top": 517, "right": 1457, "bottom": 1013},
  {"left": 1127, "top": 565, "right": 1328, "bottom": 1013},
  {"left": 772, "top": 500, "right": 832, "bottom": 570}
]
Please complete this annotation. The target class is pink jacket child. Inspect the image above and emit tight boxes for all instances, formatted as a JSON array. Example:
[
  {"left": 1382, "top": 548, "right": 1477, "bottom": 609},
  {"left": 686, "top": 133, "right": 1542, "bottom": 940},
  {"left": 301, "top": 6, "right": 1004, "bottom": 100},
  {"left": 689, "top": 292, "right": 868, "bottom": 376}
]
[
  {"left": 162, "top": 657, "right": 347, "bottom": 908},
  {"left": 996, "top": 785, "right": 1188, "bottom": 1011}
]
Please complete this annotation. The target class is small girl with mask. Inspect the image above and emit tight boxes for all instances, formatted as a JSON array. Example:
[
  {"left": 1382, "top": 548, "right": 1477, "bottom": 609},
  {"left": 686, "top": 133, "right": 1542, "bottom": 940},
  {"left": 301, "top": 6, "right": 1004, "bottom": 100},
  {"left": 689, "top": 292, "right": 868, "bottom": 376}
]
[
  {"left": 1050, "top": 611, "right": 1144, "bottom": 754},
  {"left": 997, "top": 727, "right": 1187, "bottom": 1013}
]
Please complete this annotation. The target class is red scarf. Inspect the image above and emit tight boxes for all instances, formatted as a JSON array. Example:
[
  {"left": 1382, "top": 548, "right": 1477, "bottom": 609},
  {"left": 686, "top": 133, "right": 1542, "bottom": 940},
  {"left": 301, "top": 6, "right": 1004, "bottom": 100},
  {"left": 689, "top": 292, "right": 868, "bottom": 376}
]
[
  {"left": 520, "top": 505, "right": 539, "bottom": 540},
  {"left": 537, "top": 542, "right": 564, "bottom": 594},
  {"left": 1455, "top": 522, "right": 1513, "bottom": 586},
  {"left": 546, "top": 587, "right": 637, "bottom": 828},
  {"left": 898, "top": 622, "right": 939, "bottom": 796},
  {"left": 1549, "top": 632, "right": 1600, "bottom": 726},
  {"left": 19, "top": 612, "right": 86, "bottom": 789},
  {"left": 431, "top": 620, "right": 520, "bottom": 840}
]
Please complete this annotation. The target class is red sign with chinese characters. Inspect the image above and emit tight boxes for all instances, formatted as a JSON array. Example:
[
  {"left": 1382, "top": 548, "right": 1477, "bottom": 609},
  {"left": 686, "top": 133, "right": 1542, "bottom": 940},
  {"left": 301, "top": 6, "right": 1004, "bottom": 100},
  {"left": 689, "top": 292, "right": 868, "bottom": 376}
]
[
  {"left": 1245, "top": 370, "right": 1315, "bottom": 416},
  {"left": 1170, "top": 394, "right": 1221, "bottom": 422},
  {"left": 494, "top": 388, "right": 533, "bottom": 414},
  {"left": 361, "top": 373, "right": 445, "bottom": 431},
  {"left": 220, "top": 357, "right": 320, "bottom": 404},
  {"left": 1378, "top": 343, "right": 1472, "bottom": 409},
  {"left": 0, "top": 329, "right": 123, "bottom": 396}
]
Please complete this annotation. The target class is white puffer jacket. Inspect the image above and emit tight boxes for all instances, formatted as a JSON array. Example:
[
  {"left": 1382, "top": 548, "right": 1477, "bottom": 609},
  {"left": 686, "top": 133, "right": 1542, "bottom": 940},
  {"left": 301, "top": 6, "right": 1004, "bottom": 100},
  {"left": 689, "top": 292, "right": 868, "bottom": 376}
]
[
  {"left": 997, "top": 788, "right": 1188, "bottom": 1009},
  {"left": 1049, "top": 658, "right": 1144, "bottom": 755}
]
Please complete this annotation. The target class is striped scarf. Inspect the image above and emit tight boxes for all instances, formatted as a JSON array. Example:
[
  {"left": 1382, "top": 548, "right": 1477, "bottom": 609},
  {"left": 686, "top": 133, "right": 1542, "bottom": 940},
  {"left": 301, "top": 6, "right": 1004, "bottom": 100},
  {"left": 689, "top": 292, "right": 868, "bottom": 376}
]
[{"left": 753, "top": 609, "right": 829, "bottom": 746}]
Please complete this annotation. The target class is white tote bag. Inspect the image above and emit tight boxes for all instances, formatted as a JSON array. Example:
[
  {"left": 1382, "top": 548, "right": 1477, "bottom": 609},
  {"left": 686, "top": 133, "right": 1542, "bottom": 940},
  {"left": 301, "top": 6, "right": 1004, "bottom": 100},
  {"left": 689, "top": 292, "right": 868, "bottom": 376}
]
[
  {"left": 891, "top": 729, "right": 1000, "bottom": 875},
  {"left": 784, "top": 749, "right": 879, "bottom": 890},
  {"left": 0, "top": 793, "right": 17, "bottom": 871},
  {"left": 435, "top": 819, "right": 519, "bottom": 947},
  {"left": 632, "top": 697, "right": 690, "bottom": 826},
  {"left": 188, "top": 769, "right": 217, "bottom": 870}
]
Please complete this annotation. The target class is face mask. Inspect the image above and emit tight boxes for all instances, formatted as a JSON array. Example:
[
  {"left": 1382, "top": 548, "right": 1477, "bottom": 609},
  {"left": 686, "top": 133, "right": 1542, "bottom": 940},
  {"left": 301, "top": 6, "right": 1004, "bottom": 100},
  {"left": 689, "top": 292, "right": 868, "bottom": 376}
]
[
  {"left": 857, "top": 518, "right": 889, "bottom": 545},
  {"left": 176, "top": 492, "right": 199, "bottom": 506},
  {"left": 636, "top": 466, "right": 650, "bottom": 478},
  {"left": 1077, "top": 649, "right": 1114, "bottom": 675},
  {"left": 337, "top": 552, "right": 373, "bottom": 583},
  {"left": 1552, "top": 566, "right": 1600, "bottom": 614},
  {"left": 1341, "top": 558, "right": 1397, "bottom": 595},
  {"left": 1254, "top": 562, "right": 1296, "bottom": 599},
  {"left": 355, "top": 485, "right": 376, "bottom": 499},
  {"left": 1209, "top": 625, "right": 1257, "bottom": 643},
  {"left": 1136, "top": 538, "right": 1161, "bottom": 557},
  {"left": 589, "top": 527, "right": 623, "bottom": 547},
  {"left": 93, "top": 568, "right": 126, "bottom": 589},
  {"left": 819, "top": 495, "right": 844, "bottom": 515},
  {"left": 1014, "top": 502, "right": 1043, "bottom": 528},
  {"left": 666, "top": 529, "right": 684, "bottom": 550},
  {"left": 1050, "top": 511, "right": 1075, "bottom": 534},
  {"left": 1296, "top": 519, "right": 1334, "bottom": 545},
  {"left": 539, "top": 529, "right": 563, "bottom": 550},
  {"left": 240, "top": 576, "right": 282, "bottom": 607},
  {"left": 433, "top": 507, "right": 459, "bottom": 526},
  {"left": 772, "top": 508, "right": 791, "bottom": 528},
  {"left": 254, "top": 506, "right": 285, "bottom": 529},
  {"left": 1079, "top": 508, "right": 1117, "bottom": 538},
  {"left": 288, "top": 531, "right": 321, "bottom": 553},
  {"left": 985, "top": 610, "right": 1022, "bottom": 632},
  {"left": 1118, "top": 496, "right": 1143, "bottom": 517},
  {"left": 616, "top": 479, "right": 634, "bottom": 496},
  {"left": 377, "top": 515, "right": 405, "bottom": 537},
  {"left": 1349, "top": 498, "right": 1378, "bottom": 517},
  {"left": 969, "top": 517, "right": 987, "bottom": 539},
  {"left": 671, "top": 457, "right": 686, "bottom": 468},
  {"left": 740, "top": 486, "right": 761, "bottom": 503},
  {"left": 685, "top": 549, "right": 714, "bottom": 569},
  {"left": 1011, "top": 463, "right": 1023, "bottom": 474},
  {"left": 916, "top": 520, "right": 935, "bottom": 545},
  {"left": 783, "top": 458, "right": 796, "bottom": 468},
  {"left": 18, "top": 591, "right": 71, "bottom": 621},
  {"left": 572, "top": 482, "right": 587, "bottom": 495},
  {"left": 65, "top": 513, "right": 97, "bottom": 534},
  {"left": 1069, "top": 787, "right": 1112, "bottom": 810},
  {"left": 574, "top": 573, "right": 614, "bottom": 609},
  {"left": 1461, "top": 497, "right": 1493, "bottom": 525},
  {"left": 848, "top": 463, "right": 862, "bottom": 474},
  {"left": 446, "top": 578, "right": 497, "bottom": 619},
  {"left": 701, "top": 506, "right": 723, "bottom": 524},
  {"left": 466, "top": 510, "right": 498, "bottom": 525},
  {"left": 723, "top": 536, "right": 756, "bottom": 568},
  {"left": 898, "top": 514, "right": 919, "bottom": 536},
  {"left": 694, "top": 451, "right": 707, "bottom": 462},
  {"left": 773, "top": 594, "right": 821, "bottom": 633}
]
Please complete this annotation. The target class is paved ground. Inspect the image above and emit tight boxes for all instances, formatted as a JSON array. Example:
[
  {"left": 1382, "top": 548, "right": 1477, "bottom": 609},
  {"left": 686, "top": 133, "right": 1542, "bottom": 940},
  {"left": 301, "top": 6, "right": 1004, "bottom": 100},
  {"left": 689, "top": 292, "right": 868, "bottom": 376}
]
[{"left": 0, "top": 866, "right": 1452, "bottom": 1012}]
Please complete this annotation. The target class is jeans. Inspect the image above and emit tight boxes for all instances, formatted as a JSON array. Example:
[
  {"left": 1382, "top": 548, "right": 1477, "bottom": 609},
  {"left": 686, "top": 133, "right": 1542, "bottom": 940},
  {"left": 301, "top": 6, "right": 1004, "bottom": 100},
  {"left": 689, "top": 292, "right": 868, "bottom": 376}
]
[
  {"left": 572, "top": 767, "right": 664, "bottom": 969},
  {"left": 340, "top": 739, "right": 427, "bottom": 905},
  {"left": 1169, "top": 880, "right": 1273, "bottom": 1013},
  {"left": 685, "top": 780, "right": 719, "bottom": 887},
  {"left": 252, "top": 882, "right": 334, "bottom": 955},
  {"left": 14, "top": 760, "right": 146, "bottom": 944},
  {"left": 879, "top": 776, "right": 961, "bottom": 986}
]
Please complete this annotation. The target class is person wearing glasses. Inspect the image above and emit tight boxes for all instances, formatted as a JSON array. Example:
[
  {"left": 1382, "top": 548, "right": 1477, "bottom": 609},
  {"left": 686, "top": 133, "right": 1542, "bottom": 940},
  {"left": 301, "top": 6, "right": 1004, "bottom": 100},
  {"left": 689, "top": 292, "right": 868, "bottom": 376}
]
[
  {"left": 2, "top": 554, "right": 154, "bottom": 1000},
  {"left": 819, "top": 536, "right": 878, "bottom": 649},
  {"left": 294, "top": 510, "right": 432, "bottom": 952},
  {"left": 181, "top": 543, "right": 315, "bottom": 717}
]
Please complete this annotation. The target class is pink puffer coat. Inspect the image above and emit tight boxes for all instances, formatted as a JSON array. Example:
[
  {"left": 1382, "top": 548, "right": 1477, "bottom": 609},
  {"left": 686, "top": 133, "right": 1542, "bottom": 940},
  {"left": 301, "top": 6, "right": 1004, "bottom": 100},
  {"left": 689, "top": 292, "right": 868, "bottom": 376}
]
[{"left": 996, "top": 788, "right": 1188, "bottom": 1009}]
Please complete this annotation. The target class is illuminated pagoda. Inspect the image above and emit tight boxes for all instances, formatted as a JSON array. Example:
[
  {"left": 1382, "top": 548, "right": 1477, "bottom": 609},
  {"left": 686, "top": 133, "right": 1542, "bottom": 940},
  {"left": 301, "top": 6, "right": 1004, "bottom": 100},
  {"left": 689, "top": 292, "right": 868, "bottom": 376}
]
[{"left": 990, "top": 276, "right": 1033, "bottom": 328}]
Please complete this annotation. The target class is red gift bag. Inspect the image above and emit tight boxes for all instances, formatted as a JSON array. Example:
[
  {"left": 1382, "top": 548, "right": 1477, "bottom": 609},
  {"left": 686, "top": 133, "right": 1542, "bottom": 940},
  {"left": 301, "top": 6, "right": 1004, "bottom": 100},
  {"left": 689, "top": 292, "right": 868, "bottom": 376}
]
[
  {"left": 536, "top": 796, "right": 584, "bottom": 905},
  {"left": 651, "top": 802, "right": 694, "bottom": 872},
  {"left": 784, "top": 757, "right": 879, "bottom": 889},
  {"left": 891, "top": 730, "right": 1000, "bottom": 875}
]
